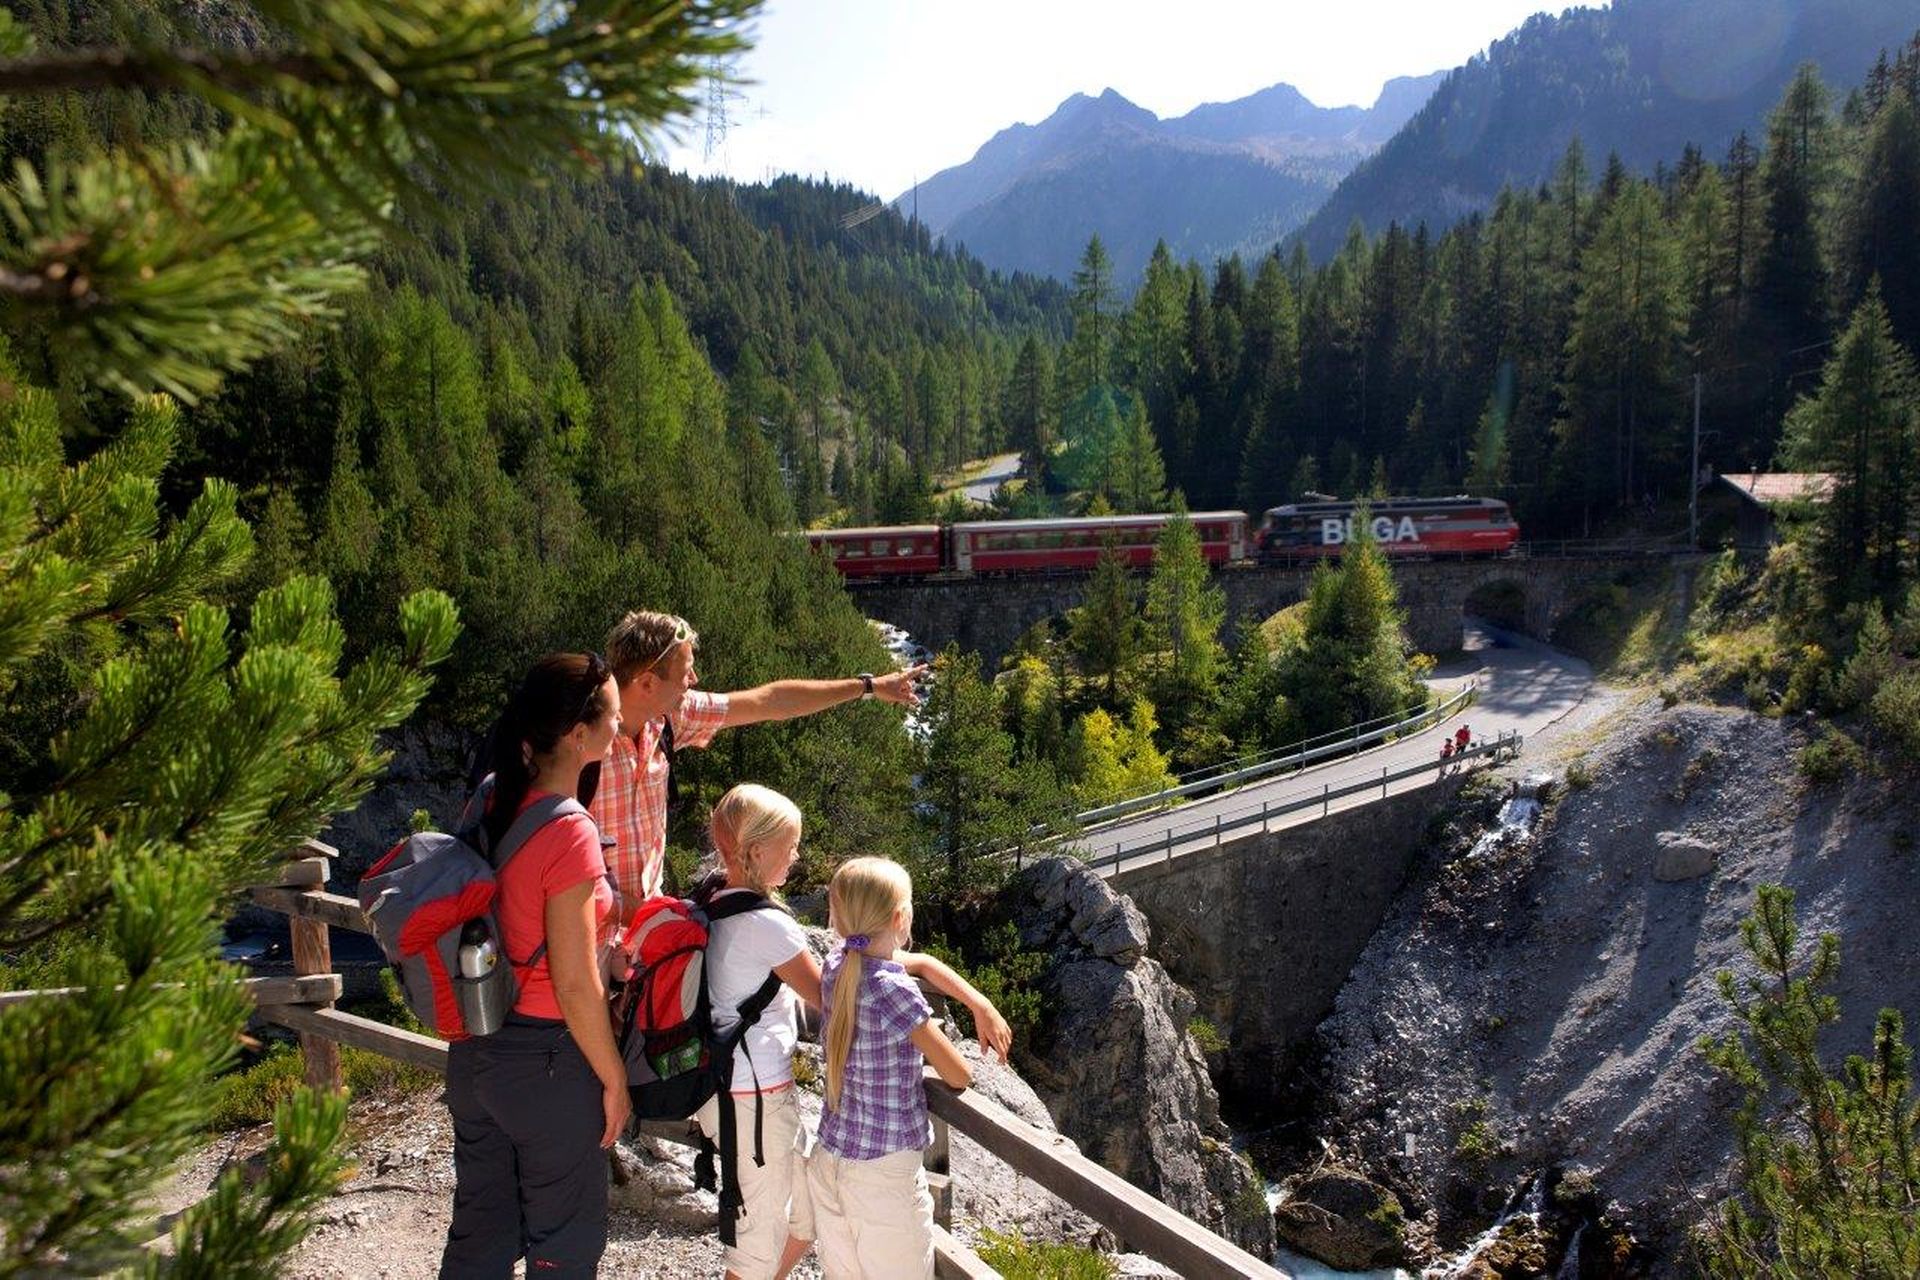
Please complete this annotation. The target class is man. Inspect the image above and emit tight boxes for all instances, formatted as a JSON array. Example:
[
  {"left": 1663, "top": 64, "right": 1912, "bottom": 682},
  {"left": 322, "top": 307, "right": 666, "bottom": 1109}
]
[{"left": 596, "top": 610, "right": 925, "bottom": 905}]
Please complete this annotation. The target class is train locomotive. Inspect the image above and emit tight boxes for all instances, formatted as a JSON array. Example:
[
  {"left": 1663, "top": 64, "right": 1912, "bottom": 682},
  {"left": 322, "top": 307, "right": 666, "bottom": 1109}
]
[{"left": 803, "top": 495, "right": 1518, "bottom": 580}]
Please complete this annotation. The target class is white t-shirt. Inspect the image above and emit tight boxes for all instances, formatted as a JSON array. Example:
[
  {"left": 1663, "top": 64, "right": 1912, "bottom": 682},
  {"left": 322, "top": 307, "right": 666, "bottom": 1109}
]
[{"left": 706, "top": 890, "right": 806, "bottom": 1091}]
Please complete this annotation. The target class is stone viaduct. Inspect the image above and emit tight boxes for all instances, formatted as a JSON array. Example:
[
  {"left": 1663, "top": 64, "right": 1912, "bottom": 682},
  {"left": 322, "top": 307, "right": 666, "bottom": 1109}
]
[{"left": 850, "top": 552, "right": 1658, "bottom": 666}]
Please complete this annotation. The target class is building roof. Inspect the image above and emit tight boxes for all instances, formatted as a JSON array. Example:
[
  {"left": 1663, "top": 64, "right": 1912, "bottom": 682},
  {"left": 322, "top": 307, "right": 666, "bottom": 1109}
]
[{"left": 1714, "top": 472, "right": 1835, "bottom": 506}]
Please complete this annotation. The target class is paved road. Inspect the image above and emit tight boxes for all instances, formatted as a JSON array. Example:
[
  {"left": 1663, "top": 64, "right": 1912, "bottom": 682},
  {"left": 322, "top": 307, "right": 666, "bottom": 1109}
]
[
  {"left": 959, "top": 452, "right": 1023, "bottom": 505},
  {"left": 1080, "top": 623, "right": 1591, "bottom": 878}
]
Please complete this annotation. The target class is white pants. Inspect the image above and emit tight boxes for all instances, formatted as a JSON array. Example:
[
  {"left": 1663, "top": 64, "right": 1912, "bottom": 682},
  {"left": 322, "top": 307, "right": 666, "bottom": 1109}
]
[
  {"left": 695, "top": 1088, "right": 814, "bottom": 1279},
  {"left": 806, "top": 1145, "right": 934, "bottom": 1280}
]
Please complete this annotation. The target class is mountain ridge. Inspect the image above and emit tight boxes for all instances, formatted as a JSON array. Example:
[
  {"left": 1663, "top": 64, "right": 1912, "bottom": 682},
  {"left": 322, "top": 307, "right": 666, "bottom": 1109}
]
[{"left": 898, "top": 73, "right": 1444, "bottom": 284}]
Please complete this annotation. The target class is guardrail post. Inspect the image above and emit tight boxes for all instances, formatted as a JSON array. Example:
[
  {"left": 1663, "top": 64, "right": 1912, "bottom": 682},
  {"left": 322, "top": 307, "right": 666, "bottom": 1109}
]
[
  {"left": 1214, "top": 814, "right": 1221, "bottom": 850},
  {"left": 1322, "top": 783, "right": 1329, "bottom": 817},
  {"left": 289, "top": 848, "right": 342, "bottom": 1092},
  {"left": 1381, "top": 765, "right": 1388, "bottom": 798},
  {"left": 1164, "top": 828, "right": 1173, "bottom": 865}
]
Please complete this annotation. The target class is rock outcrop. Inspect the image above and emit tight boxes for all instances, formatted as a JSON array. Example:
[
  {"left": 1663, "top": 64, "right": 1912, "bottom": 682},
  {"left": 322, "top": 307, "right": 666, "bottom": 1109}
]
[
  {"left": 1272, "top": 1169, "right": 1408, "bottom": 1271},
  {"left": 1310, "top": 699, "right": 1920, "bottom": 1264},
  {"left": 1005, "top": 857, "right": 1275, "bottom": 1258}
]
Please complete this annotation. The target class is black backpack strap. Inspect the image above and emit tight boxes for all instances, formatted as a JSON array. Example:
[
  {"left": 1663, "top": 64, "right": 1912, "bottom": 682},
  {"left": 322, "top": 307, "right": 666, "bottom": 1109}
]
[{"left": 706, "top": 890, "right": 794, "bottom": 1247}]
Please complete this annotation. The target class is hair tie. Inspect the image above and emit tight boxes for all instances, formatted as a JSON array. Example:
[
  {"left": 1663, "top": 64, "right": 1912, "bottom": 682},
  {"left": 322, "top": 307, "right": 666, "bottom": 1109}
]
[{"left": 844, "top": 934, "right": 870, "bottom": 951}]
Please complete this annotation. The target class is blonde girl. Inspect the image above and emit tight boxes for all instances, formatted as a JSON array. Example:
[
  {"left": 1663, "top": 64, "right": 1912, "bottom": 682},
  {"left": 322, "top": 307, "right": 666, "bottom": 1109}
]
[
  {"left": 697, "top": 783, "right": 819, "bottom": 1280},
  {"left": 697, "top": 791, "right": 1012, "bottom": 1280},
  {"left": 808, "top": 857, "right": 975, "bottom": 1280}
]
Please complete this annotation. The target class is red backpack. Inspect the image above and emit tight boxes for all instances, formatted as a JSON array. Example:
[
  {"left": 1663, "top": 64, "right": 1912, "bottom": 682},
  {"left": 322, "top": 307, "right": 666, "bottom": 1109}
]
[{"left": 608, "top": 886, "right": 787, "bottom": 1246}]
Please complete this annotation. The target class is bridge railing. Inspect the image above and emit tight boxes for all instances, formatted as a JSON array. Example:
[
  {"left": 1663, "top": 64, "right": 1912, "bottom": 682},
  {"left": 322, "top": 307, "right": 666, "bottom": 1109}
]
[
  {"left": 1081, "top": 731, "right": 1523, "bottom": 877},
  {"left": 1072, "top": 683, "right": 1477, "bottom": 831},
  {"left": 229, "top": 847, "right": 1284, "bottom": 1280}
]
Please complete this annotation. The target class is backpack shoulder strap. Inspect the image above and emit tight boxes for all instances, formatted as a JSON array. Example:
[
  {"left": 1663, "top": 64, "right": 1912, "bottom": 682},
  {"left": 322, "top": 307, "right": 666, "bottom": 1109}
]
[
  {"left": 491, "top": 794, "right": 588, "bottom": 873},
  {"left": 702, "top": 891, "right": 789, "bottom": 923}
]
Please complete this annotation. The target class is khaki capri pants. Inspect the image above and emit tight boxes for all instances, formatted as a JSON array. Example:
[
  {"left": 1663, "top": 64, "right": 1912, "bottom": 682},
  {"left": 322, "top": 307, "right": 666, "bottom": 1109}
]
[{"left": 805, "top": 1145, "right": 935, "bottom": 1280}]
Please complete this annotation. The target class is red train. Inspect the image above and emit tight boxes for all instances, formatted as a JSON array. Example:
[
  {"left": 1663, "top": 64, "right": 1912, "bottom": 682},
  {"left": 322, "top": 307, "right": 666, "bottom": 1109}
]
[{"left": 803, "top": 497, "right": 1517, "bottom": 580}]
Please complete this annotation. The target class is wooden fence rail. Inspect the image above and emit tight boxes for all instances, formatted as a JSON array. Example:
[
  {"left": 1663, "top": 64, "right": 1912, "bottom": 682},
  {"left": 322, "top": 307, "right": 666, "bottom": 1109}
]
[{"left": 239, "top": 849, "right": 1288, "bottom": 1279}]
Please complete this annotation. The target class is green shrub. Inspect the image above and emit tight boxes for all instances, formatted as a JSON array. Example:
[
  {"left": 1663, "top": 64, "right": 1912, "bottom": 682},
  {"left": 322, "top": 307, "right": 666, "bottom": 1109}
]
[
  {"left": 1869, "top": 669, "right": 1920, "bottom": 765},
  {"left": 1797, "top": 726, "right": 1867, "bottom": 785},
  {"left": 975, "top": 1229, "right": 1116, "bottom": 1280},
  {"left": 1187, "top": 1017, "right": 1227, "bottom": 1055},
  {"left": 1565, "top": 759, "right": 1594, "bottom": 790},
  {"left": 926, "top": 922, "right": 1046, "bottom": 1046},
  {"left": 209, "top": 1041, "right": 438, "bottom": 1131}
]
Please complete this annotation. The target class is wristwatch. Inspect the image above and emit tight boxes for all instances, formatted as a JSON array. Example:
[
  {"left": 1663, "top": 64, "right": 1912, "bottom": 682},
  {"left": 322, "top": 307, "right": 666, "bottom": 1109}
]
[{"left": 858, "top": 673, "right": 875, "bottom": 700}]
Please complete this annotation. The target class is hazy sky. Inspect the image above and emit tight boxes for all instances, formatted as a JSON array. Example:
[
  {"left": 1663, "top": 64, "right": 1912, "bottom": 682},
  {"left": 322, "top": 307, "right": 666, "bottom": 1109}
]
[{"left": 657, "top": 0, "right": 1601, "bottom": 199}]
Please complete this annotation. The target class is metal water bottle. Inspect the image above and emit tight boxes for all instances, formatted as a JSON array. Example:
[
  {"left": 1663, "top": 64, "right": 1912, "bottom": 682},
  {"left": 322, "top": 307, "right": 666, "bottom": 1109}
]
[
  {"left": 454, "top": 918, "right": 509, "bottom": 1035},
  {"left": 458, "top": 919, "right": 498, "bottom": 979}
]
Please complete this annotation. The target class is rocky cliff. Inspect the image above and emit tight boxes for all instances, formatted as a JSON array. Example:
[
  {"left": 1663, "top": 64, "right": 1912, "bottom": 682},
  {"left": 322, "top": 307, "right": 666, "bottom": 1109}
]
[
  {"left": 1003, "top": 857, "right": 1276, "bottom": 1258},
  {"left": 1303, "top": 697, "right": 1920, "bottom": 1270}
]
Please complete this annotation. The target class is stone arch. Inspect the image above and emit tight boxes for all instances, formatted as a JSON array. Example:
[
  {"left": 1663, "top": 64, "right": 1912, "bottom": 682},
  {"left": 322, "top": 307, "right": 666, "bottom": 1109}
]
[{"left": 1461, "top": 575, "right": 1531, "bottom": 635}]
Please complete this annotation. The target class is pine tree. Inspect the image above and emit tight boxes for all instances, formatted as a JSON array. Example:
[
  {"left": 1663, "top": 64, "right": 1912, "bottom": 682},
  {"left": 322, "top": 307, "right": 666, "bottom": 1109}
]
[
  {"left": 1059, "top": 235, "right": 1116, "bottom": 403},
  {"left": 1144, "top": 496, "right": 1227, "bottom": 709},
  {"left": 918, "top": 648, "right": 1058, "bottom": 895},
  {"left": 1697, "top": 884, "right": 1920, "bottom": 1277},
  {"left": 1270, "top": 513, "right": 1426, "bottom": 738},
  {"left": 1112, "top": 397, "right": 1167, "bottom": 513},
  {"left": 1070, "top": 537, "right": 1141, "bottom": 702},
  {"left": 1754, "top": 65, "right": 1838, "bottom": 435},
  {"left": 0, "top": 2, "right": 749, "bottom": 1270},
  {"left": 1836, "top": 91, "right": 1920, "bottom": 355},
  {"left": 1780, "top": 286, "right": 1920, "bottom": 606}
]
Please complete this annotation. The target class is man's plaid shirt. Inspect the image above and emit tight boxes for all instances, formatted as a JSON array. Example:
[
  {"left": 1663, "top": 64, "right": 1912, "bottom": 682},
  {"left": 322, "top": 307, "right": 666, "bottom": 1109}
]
[{"left": 591, "top": 689, "right": 728, "bottom": 907}]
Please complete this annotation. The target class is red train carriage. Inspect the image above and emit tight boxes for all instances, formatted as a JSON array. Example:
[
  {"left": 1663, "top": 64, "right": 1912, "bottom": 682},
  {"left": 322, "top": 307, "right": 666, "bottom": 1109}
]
[
  {"left": 950, "top": 512, "right": 1247, "bottom": 574},
  {"left": 1255, "top": 496, "right": 1517, "bottom": 558},
  {"left": 802, "top": 525, "right": 944, "bottom": 578}
]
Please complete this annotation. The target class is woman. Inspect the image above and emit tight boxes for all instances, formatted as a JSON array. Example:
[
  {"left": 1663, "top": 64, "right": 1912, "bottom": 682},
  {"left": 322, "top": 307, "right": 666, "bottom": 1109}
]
[{"left": 440, "top": 652, "right": 630, "bottom": 1279}]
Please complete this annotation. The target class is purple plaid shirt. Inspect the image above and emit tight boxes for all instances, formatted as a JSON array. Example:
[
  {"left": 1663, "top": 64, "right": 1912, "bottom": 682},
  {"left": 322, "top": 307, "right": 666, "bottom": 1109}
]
[{"left": 817, "top": 948, "right": 933, "bottom": 1160}]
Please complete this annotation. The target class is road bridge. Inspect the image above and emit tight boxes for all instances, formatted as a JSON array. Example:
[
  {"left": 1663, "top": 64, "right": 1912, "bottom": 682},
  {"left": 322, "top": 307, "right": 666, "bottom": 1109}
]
[
  {"left": 1068, "top": 627, "right": 1592, "bottom": 1103},
  {"left": 850, "top": 546, "right": 1690, "bottom": 668}
]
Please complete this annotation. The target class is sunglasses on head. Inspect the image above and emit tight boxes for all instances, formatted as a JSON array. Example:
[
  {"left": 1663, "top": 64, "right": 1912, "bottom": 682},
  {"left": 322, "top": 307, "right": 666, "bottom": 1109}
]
[{"left": 640, "top": 619, "right": 694, "bottom": 675}]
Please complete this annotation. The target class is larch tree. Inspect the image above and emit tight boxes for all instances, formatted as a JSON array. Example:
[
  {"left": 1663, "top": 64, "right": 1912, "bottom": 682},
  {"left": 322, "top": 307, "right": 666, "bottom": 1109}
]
[
  {"left": 1145, "top": 497, "right": 1227, "bottom": 695},
  {"left": 0, "top": 1, "right": 755, "bottom": 1273},
  {"left": 1780, "top": 286, "right": 1920, "bottom": 607}
]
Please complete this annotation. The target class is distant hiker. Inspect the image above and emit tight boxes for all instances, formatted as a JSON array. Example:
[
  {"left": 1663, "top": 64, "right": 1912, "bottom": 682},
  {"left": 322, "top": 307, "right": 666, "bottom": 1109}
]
[
  {"left": 809, "top": 857, "right": 976, "bottom": 1280},
  {"left": 693, "top": 787, "right": 1010, "bottom": 1280},
  {"left": 441, "top": 653, "right": 627, "bottom": 1279},
  {"left": 595, "top": 610, "right": 926, "bottom": 907},
  {"left": 1439, "top": 739, "right": 1454, "bottom": 772},
  {"left": 1455, "top": 723, "right": 1472, "bottom": 753}
]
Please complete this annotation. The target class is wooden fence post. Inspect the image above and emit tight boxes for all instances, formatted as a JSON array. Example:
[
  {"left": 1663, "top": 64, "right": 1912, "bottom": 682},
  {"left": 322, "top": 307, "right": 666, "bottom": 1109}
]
[{"left": 286, "top": 839, "right": 343, "bottom": 1092}]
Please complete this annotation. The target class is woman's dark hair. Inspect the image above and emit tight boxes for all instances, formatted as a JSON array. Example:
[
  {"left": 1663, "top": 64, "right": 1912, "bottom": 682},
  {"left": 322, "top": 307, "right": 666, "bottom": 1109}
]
[{"left": 481, "top": 651, "right": 613, "bottom": 851}]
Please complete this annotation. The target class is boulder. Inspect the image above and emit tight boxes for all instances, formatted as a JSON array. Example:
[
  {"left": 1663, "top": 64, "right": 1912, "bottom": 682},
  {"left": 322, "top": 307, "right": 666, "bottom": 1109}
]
[
  {"left": 1652, "top": 832, "right": 1716, "bottom": 882},
  {"left": 1272, "top": 1170, "right": 1408, "bottom": 1271},
  {"left": 1007, "top": 857, "right": 1274, "bottom": 1257}
]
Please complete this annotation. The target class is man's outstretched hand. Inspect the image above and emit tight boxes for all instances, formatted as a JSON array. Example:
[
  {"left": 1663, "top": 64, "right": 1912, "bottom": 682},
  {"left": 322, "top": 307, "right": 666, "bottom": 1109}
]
[{"left": 873, "top": 663, "right": 929, "bottom": 709}]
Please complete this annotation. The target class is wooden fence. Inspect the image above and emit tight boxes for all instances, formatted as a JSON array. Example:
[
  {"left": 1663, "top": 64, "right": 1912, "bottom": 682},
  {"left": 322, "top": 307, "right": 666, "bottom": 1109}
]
[{"left": 240, "top": 844, "right": 1287, "bottom": 1280}]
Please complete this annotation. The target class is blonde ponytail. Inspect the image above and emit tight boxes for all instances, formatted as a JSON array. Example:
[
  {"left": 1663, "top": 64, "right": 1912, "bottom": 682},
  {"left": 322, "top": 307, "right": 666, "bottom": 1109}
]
[{"left": 823, "top": 856, "right": 915, "bottom": 1110}]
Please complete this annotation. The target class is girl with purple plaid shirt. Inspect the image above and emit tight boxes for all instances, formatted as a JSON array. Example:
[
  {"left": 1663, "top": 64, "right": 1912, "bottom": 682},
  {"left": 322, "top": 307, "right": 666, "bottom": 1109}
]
[{"left": 808, "top": 857, "right": 974, "bottom": 1279}]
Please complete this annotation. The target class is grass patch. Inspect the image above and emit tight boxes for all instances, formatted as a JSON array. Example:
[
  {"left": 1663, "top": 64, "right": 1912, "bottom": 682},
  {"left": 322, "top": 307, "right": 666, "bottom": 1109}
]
[
  {"left": 210, "top": 1040, "right": 439, "bottom": 1130},
  {"left": 975, "top": 1229, "right": 1116, "bottom": 1280},
  {"left": 1553, "top": 569, "right": 1689, "bottom": 680}
]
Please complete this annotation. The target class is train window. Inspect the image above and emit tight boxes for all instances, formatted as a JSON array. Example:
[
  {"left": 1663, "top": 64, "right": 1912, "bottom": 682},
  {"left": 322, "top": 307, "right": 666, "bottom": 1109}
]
[
  {"left": 1490, "top": 509, "right": 1511, "bottom": 524},
  {"left": 896, "top": 542, "right": 915, "bottom": 556},
  {"left": 843, "top": 542, "right": 865, "bottom": 557},
  {"left": 869, "top": 539, "right": 889, "bottom": 556}
]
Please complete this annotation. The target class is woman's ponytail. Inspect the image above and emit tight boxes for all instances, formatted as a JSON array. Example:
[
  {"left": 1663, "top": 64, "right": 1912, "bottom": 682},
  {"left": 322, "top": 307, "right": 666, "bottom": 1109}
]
[{"left": 822, "top": 857, "right": 915, "bottom": 1110}]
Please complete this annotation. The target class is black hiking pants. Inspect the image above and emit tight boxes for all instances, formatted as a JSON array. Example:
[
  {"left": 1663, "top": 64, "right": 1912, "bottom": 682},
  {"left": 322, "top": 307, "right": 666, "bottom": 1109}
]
[{"left": 440, "top": 1014, "right": 608, "bottom": 1278}]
